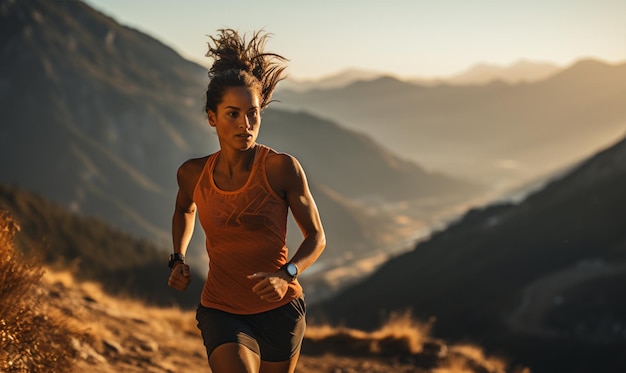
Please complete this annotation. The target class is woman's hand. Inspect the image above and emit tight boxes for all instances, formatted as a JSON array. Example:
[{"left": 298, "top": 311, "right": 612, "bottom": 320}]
[
  {"left": 248, "top": 271, "right": 290, "bottom": 302},
  {"left": 168, "top": 263, "right": 191, "bottom": 291}
]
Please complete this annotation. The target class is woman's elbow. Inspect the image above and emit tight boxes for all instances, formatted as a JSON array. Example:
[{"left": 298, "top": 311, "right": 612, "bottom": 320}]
[{"left": 317, "top": 230, "right": 327, "bottom": 251}]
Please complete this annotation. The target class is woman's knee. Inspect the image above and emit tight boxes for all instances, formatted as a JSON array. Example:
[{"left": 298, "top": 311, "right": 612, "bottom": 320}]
[
  {"left": 209, "top": 342, "right": 260, "bottom": 373},
  {"left": 259, "top": 351, "right": 301, "bottom": 373}
]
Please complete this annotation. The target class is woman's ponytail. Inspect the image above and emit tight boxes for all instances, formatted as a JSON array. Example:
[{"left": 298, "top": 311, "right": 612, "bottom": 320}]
[{"left": 204, "top": 29, "right": 287, "bottom": 112}]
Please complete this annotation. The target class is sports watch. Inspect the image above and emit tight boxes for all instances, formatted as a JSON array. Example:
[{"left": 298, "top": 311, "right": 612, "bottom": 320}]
[
  {"left": 280, "top": 262, "right": 298, "bottom": 281},
  {"left": 168, "top": 253, "right": 185, "bottom": 269}
]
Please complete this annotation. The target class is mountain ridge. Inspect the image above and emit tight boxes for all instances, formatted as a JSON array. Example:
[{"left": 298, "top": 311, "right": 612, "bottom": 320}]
[
  {"left": 279, "top": 59, "right": 564, "bottom": 91},
  {"left": 274, "top": 58, "right": 626, "bottom": 190},
  {"left": 446, "top": 59, "right": 561, "bottom": 85},
  {"left": 310, "top": 134, "right": 626, "bottom": 373}
]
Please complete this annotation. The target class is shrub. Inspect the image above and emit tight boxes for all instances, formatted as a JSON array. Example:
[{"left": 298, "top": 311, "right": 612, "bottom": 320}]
[{"left": 0, "top": 211, "right": 81, "bottom": 372}]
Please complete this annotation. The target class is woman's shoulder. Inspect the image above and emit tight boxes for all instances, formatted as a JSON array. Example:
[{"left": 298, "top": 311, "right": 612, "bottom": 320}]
[
  {"left": 178, "top": 155, "right": 210, "bottom": 173},
  {"left": 265, "top": 147, "right": 299, "bottom": 170},
  {"left": 176, "top": 155, "right": 212, "bottom": 188},
  {"left": 264, "top": 147, "right": 306, "bottom": 186}
]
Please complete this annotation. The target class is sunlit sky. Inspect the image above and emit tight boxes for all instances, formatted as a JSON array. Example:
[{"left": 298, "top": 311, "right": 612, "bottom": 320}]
[{"left": 85, "top": 0, "right": 626, "bottom": 80}]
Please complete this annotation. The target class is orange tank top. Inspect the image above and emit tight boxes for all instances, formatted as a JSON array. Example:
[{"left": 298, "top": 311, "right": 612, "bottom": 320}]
[{"left": 193, "top": 144, "right": 302, "bottom": 314}]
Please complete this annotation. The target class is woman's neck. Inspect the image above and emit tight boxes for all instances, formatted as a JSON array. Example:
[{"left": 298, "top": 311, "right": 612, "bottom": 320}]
[{"left": 216, "top": 144, "right": 258, "bottom": 177}]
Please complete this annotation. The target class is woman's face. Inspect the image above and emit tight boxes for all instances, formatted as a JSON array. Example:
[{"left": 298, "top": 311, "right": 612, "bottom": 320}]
[{"left": 208, "top": 86, "right": 261, "bottom": 152}]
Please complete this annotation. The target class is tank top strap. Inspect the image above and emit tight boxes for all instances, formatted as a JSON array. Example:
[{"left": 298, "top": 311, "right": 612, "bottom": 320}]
[
  {"left": 193, "top": 152, "right": 218, "bottom": 201},
  {"left": 255, "top": 144, "right": 270, "bottom": 177}
]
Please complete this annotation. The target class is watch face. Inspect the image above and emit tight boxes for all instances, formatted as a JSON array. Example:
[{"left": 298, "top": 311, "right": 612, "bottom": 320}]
[{"left": 287, "top": 263, "right": 298, "bottom": 276}]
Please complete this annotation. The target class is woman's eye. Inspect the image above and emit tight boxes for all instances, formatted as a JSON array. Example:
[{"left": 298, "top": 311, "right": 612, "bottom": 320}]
[{"left": 227, "top": 112, "right": 239, "bottom": 118}]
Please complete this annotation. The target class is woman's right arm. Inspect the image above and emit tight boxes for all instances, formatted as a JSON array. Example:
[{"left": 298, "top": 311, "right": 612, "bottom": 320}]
[{"left": 168, "top": 158, "right": 205, "bottom": 291}]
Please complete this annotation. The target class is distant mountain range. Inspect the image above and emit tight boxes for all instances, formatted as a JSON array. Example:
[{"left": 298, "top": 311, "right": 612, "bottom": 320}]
[
  {"left": 0, "top": 0, "right": 479, "bottom": 267},
  {"left": 275, "top": 59, "right": 626, "bottom": 192},
  {"left": 280, "top": 60, "right": 562, "bottom": 92},
  {"left": 311, "top": 135, "right": 626, "bottom": 373},
  {"left": 444, "top": 59, "right": 561, "bottom": 85},
  {"left": 279, "top": 68, "right": 386, "bottom": 92}
]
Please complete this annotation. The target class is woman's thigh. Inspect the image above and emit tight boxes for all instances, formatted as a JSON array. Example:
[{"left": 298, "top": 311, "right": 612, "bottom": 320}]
[
  {"left": 248, "top": 296, "right": 307, "bottom": 363},
  {"left": 196, "top": 305, "right": 261, "bottom": 360}
]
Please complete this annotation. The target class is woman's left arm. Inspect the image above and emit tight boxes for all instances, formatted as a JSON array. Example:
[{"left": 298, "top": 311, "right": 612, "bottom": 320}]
[
  {"left": 279, "top": 154, "right": 326, "bottom": 274},
  {"left": 249, "top": 152, "right": 326, "bottom": 302}
]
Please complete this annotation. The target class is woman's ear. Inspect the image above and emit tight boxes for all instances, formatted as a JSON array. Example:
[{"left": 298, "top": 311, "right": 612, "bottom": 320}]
[{"left": 207, "top": 111, "right": 216, "bottom": 127}]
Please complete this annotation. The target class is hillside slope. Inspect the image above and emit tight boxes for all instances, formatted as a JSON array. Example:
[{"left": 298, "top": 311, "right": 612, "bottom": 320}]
[
  {"left": 312, "top": 135, "right": 626, "bottom": 373},
  {"left": 0, "top": 183, "right": 205, "bottom": 308}
]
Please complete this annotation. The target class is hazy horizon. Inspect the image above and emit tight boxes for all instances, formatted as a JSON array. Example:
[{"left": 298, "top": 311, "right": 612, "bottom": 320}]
[
  {"left": 279, "top": 57, "right": 623, "bottom": 84},
  {"left": 84, "top": 0, "right": 626, "bottom": 81}
]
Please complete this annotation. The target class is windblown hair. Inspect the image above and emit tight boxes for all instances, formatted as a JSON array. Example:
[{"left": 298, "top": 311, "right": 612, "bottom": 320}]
[{"left": 204, "top": 29, "right": 288, "bottom": 113}]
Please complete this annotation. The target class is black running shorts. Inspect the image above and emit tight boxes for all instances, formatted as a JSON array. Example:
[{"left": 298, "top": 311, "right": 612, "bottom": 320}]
[{"left": 195, "top": 296, "right": 306, "bottom": 362}]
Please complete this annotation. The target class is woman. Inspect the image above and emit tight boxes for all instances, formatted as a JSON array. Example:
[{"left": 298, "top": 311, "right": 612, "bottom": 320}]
[{"left": 167, "top": 29, "right": 326, "bottom": 373}]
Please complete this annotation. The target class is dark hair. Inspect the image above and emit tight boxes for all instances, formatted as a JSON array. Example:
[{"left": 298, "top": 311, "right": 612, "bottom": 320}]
[{"left": 204, "top": 29, "right": 288, "bottom": 113}]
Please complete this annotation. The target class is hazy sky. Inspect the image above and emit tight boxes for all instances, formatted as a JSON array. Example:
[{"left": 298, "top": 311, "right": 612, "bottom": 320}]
[{"left": 85, "top": 0, "right": 626, "bottom": 80}]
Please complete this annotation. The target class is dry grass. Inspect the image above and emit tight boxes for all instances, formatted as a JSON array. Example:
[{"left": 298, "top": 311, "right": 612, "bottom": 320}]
[
  {"left": 432, "top": 344, "right": 510, "bottom": 373},
  {"left": 0, "top": 211, "right": 83, "bottom": 372},
  {"left": 305, "top": 310, "right": 433, "bottom": 357},
  {"left": 370, "top": 311, "right": 433, "bottom": 354},
  {"left": 43, "top": 269, "right": 200, "bottom": 340},
  {"left": 303, "top": 311, "right": 517, "bottom": 373},
  {"left": 448, "top": 345, "right": 507, "bottom": 373},
  {"left": 39, "top": 269, "right": 206, "bottom": 373}
]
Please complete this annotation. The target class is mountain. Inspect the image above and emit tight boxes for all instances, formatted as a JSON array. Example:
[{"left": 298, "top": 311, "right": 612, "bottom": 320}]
[
  {"left": 278, "top": 68, "right": 385, "bottom": 92},
  {"left": 446, "top": 59, "right": 561, "bottom": 85},
  {"left": 0, "top": 0, "right": 211, "bottom": 247},
  {"left": 0, "top": 0, "right": 480, "bottom": 269},
  {"left": 310, "top": 135, "right": 626, "bottom": 373},
  {"left": 260, "top": 109, "right": 479, "bottom": 202},
  {"left": 279, "top": 61, "right": 561, "bottom": 93},
  {"left": 275, "top": 59, "right": 626, "bottom": 191}
]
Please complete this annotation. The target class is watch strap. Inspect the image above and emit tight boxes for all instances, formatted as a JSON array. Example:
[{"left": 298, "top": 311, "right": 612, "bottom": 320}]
[{"left": 168, "top": 253, "right": 185, "bottom": 269}]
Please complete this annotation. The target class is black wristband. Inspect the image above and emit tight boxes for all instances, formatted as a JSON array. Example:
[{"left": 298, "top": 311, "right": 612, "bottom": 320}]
[{"left": 168, "top": 253, "right": 185, "bottom": 269}]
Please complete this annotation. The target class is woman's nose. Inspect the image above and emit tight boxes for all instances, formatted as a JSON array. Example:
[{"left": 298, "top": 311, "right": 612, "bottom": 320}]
[
  {"left": 239, "top": 115, "right": 253, "bottom": 129},
  {"left": 238, "top": 117, "right": 248, "bottom": 129}
]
